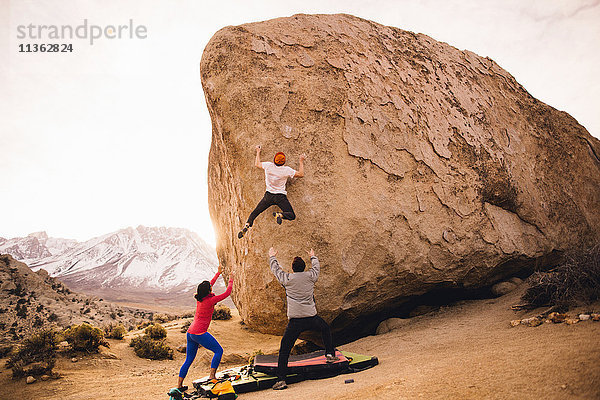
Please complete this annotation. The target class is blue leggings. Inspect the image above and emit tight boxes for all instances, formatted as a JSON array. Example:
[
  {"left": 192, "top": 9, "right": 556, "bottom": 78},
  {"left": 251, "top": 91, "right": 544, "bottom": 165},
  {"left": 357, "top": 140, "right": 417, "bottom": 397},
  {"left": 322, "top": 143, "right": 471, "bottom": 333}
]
[{"left": 179, "top": 332, "right": 223, "bottom": 378}]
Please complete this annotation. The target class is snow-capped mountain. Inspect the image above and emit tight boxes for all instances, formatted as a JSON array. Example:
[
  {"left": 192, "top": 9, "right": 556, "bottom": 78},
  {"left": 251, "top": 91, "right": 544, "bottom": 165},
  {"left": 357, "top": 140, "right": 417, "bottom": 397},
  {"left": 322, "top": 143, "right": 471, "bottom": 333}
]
[
  {"left": 0, "top": 231, "right": 77, "bottom": 262},
  {"left": 0, "top": 227, "right": 219, "bottom": 306}
]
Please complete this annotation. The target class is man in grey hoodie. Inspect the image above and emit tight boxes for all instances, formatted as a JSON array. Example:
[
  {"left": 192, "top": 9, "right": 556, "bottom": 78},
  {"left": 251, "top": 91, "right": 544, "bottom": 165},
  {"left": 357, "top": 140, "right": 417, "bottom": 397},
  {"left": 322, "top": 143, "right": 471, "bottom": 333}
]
[{"left": 268, "top": 246, "right": 337, "bottom": 390}]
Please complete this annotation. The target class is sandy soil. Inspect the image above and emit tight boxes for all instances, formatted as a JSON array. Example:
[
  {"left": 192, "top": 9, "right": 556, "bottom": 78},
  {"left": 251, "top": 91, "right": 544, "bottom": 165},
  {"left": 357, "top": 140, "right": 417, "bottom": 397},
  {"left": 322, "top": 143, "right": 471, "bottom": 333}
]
[{"left": 2, "top": 285, "right": 599, "bottom": 399}]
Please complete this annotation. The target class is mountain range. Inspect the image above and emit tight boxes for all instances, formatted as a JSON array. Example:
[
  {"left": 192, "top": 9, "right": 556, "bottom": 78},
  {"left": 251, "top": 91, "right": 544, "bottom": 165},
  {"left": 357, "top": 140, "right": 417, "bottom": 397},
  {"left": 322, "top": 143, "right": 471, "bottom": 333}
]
[{"left": 0, "top": 226, "right": 220, "bottom": 307}]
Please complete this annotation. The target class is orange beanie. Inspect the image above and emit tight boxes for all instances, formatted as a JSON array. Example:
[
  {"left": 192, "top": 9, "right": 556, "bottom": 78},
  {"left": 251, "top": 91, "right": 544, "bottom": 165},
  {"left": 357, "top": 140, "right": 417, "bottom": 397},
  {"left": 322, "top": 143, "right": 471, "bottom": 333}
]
[{"left": 274, "top": 152, "right": 286, "bottom": 166}]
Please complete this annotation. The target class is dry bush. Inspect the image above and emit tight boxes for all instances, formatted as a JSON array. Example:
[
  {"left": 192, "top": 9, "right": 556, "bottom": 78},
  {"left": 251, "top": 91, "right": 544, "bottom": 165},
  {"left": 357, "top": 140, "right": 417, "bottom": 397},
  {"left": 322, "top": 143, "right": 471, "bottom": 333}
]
[
  {"left": 63, "top": 323, "right": 108, "bottom": 352},
  {"left": 6, "top": 329, "right": 58, "bottom": 378},
  {"left": 136, "top": 321, "right": 152, "bottom": 330},
  {"left": 522, "top": 244, "right": 600, "bottom": 309},
  {"left": 0, "top": 344, "right": 14, "bottom": 358},
  {"left": 180, "top": 319, "right": 192, "bottom": 333},
  {"left": 248, "top": 349, "right": 263, "bottom": 364},
  {"left": 104, "top": 324, "right": 127, "bottom": 340},
  {"left": 153, "top": 313, "right": 176, "bottom": 323},
  {"left": 129, "top": 336, "right": 173, "bottom": 360},
  {"left": 212, "top": 305, "right": 232, "bottom": 321},
  {"left": 144, "top": 323, "right": 167, "bottom": 339}
]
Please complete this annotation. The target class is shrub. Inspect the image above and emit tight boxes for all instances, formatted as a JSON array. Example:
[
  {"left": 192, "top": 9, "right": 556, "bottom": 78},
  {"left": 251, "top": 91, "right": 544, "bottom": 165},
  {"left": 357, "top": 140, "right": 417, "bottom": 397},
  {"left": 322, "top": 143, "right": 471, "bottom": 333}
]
[
  {"left": 145, "top": 324, "right": 167, "bottom": 340},
  {"left": 153, "top": 313, "right": 175, "bottom": 323},
  {"left": 16, "top": 304, "right": 27, "bottom": 318},
  {"left": 7, "top": 329, "right": 58, "bottom": 378},
  {"left": 105, "top": 324, "right": 127, "bottom": 340},
  {"left": 0, "top": 344, "right": 14, "bottom": 358},
  {"left": 136, "top": 321, "right": 152, "bottom": 330},
  {"left": 63, "top": 323, "right": 108, "bottom": 352},
  {"left": 130, "top": 335, "right": 173, "bottom": 360},
  {"left": 522, "top": 244, "right": 600, "bottom": 309},
  {"left": 212, "top": 305, "right": 232, "bottom": 321},
  {"left": 248, "top": 349, "right": 263, "bottom": 364},
  {"left": 180, "top": 320, "right": 192, "bottom": 333}
]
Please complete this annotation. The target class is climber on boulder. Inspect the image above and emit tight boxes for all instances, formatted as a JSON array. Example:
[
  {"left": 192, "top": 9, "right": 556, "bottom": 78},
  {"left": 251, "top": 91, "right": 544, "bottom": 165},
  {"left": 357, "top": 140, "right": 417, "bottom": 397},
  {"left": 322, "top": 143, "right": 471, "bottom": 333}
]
[{"left": 238, "top": 145, "right": 305, "bottom": 239}]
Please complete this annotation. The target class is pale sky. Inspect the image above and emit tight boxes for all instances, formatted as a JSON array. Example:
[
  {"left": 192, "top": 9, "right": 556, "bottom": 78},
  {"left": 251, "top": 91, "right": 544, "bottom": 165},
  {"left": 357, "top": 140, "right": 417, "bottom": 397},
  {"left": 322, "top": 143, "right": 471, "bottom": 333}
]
[{"left": 1, "top": 0, "right": 599, "bottom": 247}]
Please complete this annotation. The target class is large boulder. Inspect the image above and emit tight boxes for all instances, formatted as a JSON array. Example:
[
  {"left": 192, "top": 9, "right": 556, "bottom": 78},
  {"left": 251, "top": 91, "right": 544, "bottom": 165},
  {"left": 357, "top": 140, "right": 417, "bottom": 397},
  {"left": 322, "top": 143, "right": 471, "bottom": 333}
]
[{"left": 200, "top": 14, "right": 600, "bottom": 338}]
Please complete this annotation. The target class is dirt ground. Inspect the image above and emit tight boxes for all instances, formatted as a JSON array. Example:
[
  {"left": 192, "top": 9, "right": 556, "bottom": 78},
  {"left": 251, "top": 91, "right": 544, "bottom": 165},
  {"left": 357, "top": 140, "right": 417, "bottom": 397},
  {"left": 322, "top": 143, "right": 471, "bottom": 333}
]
[{"left": 2, "top": 284, "right": 599, "bottom": 399}]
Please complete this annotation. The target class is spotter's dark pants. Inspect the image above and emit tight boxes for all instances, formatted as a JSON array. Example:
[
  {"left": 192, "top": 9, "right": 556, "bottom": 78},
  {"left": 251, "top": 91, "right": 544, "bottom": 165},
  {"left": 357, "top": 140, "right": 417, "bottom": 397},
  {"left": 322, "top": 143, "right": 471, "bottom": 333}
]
[
  {"left": 246, "top": 191, "right": 296, "bottom": 226},
  {"left": 276, "top": 315, "right": 334, "bottom": 381}
]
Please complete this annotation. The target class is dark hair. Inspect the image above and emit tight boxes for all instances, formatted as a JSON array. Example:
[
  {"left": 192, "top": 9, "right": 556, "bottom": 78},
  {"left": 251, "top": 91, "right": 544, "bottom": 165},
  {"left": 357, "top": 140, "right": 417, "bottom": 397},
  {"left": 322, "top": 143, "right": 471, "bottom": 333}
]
[
  {"left": 195, "top": 281, "right": 211, "bottom": 301},
  {"left": 292, "top": 256, "right": 306, "bottom": 272}
]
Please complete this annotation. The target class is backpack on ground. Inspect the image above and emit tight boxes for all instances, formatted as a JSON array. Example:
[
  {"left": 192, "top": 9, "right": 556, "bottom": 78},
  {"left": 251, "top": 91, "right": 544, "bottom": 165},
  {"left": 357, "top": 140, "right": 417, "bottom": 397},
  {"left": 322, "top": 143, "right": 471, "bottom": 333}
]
[{"left": 205, "top": 380, "right": 237, "bottom": 399}]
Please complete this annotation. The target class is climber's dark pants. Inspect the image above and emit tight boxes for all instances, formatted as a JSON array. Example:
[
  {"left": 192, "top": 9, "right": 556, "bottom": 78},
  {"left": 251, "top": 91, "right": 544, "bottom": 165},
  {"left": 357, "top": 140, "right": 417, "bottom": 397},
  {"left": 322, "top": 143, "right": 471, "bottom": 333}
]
[
  {"left": 276, "top": 315, "right": 335, "bottom": 381},
  {"left": 246, "top": 191, "right": 295, "bottom": 226}
]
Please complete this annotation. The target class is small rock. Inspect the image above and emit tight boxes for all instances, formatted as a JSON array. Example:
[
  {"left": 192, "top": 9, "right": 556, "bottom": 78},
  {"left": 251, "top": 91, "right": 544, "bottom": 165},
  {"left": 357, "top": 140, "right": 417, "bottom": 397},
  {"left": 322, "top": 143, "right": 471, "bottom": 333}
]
[
  {"left": 376, "top": 318, "right": 410, "bottom": 335},
  {"left": 521, "top": 317, "right": 542, "bottom": 327},
  {"left": 565, "top": 318, "right": 580, "bottom": 325},
  {"left": 529, "top": 318, "right": 543, "bottom": 327},
  {"left": 41, "top": 375, "right": 50, "bottom": 381},
  {"left": 590, "top": 313, "right": 600, "bottom": 321},
  {"left": 409, "top": 305, "right": 436, "bottom": 317},
  {"left": 26, "top": 376, "right": 36, "bottom": 384},
  {"left": 510, "top": 320, "right": 521, "bottom": 327},
  {"left": 561, "top": 384, "right": 567, "bottom": 389},
  {"left": 548, "top": 312, "right": 568, "bottom": 323},
  {"left": 579, "top": 314, "right": 590, "bottom": 321},
  {"left": 508, "top": 277, "right": 523, "bottom": 285},
  {"left": 491, "top": 282, "right": 517, "bottom": 296},
  {"left": 101, "top": 352, "right": 119, "bottom": 360},
  {"left": 177, "top": 345, "right": 187, "bottom": 354},
  {"left": 58, "top": 341, "right": 70, "bottom": 351},
  {"left": 71, "top": 357, "right": 78, "bottom": 363}
]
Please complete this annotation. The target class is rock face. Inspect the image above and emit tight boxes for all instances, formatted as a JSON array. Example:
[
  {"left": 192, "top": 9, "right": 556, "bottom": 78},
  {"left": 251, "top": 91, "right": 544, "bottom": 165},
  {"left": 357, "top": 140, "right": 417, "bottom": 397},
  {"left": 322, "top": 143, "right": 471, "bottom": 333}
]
[{"left": 201, "top": 14, "right": 600, "bottom": 338}]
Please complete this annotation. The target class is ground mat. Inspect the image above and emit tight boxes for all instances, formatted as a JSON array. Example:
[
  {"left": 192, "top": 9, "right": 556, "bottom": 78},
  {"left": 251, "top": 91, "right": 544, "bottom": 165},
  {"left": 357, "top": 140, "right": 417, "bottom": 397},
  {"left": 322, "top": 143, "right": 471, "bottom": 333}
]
[{"left": 191, "top": 350, "right": 378, "bottom": 394}]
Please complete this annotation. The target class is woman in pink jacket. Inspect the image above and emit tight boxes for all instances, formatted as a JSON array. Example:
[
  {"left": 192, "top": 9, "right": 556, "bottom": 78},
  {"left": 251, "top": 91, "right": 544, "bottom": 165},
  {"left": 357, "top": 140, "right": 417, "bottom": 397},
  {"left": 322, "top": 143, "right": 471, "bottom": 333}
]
[{"left": 177, "top": 267, "right": 234, "bottom": 390}]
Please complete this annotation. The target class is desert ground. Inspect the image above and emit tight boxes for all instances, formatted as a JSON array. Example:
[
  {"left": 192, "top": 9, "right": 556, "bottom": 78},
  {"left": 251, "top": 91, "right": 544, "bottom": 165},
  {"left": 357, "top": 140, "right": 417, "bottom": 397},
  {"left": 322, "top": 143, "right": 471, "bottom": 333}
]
[{"left": 2, "top": 284, "right": 599, "bottom": 400}]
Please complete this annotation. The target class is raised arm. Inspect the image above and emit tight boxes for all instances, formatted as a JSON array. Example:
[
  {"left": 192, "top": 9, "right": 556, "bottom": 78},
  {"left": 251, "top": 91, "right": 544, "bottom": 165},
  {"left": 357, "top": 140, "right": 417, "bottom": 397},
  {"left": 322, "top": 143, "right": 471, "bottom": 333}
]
[
  {"left": 269, "top": 247, "right": 289, "bottom": 285},
  {"left": 210, "top": 270, "right": 221, "bottom": 286},
  {"left": 255, "top": 145, "right": 263, "bottom": 169},
  {"left": 213, "top": 272, "right": 234, "bottom": 303},
  {"left": 307, "top": 248, "right": 320, "bottom": 282},
  {"left": 293, "top": 153, "right": 306, "bottom": 178}
]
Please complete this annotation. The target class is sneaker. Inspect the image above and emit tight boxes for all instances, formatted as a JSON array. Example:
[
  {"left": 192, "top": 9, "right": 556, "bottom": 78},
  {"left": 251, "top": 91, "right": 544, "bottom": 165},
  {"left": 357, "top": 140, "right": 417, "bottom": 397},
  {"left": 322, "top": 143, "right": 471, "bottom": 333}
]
[
  {"left": 273, "top": 212, "right": 283, "bottom": 225},
  {"left": 272, "top": 380, "right": 287, "bottom": 390},
  {"left": 177, "top": 386, "right": 188, "bottom": 392},
  {"left": 325, "top": 354, "right": 339, "bottom": 363}
]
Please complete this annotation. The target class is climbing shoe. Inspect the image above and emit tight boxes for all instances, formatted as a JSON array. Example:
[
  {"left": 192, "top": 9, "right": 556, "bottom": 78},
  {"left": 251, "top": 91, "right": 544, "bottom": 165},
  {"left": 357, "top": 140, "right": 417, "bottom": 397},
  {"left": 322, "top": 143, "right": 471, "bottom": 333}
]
[
  {"left": 273, "top": 212, "right": 283, "bottom": 225},
  {"left": 325, "top": 354, "right": 339, "bottom": 363},
  {"left": 272, "top": 380, "right": 287, "bottom": 390},
  {"left": 237, "top": 223, "right": 249, "bottom": 239}
]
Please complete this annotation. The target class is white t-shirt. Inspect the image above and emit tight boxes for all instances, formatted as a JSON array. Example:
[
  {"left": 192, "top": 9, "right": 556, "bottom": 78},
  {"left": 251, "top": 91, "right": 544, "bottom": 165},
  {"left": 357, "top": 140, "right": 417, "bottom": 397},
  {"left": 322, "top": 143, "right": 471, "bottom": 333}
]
[{"left": 262, "top": 162, "right": 296, "bottom": 195}]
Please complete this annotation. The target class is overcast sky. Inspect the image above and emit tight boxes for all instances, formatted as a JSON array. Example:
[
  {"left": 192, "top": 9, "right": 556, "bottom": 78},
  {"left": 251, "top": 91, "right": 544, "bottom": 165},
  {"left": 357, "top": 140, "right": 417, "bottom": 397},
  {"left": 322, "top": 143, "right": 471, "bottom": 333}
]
[{"left": 1, "top": 0, "right": 599, "bottom": 247}]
